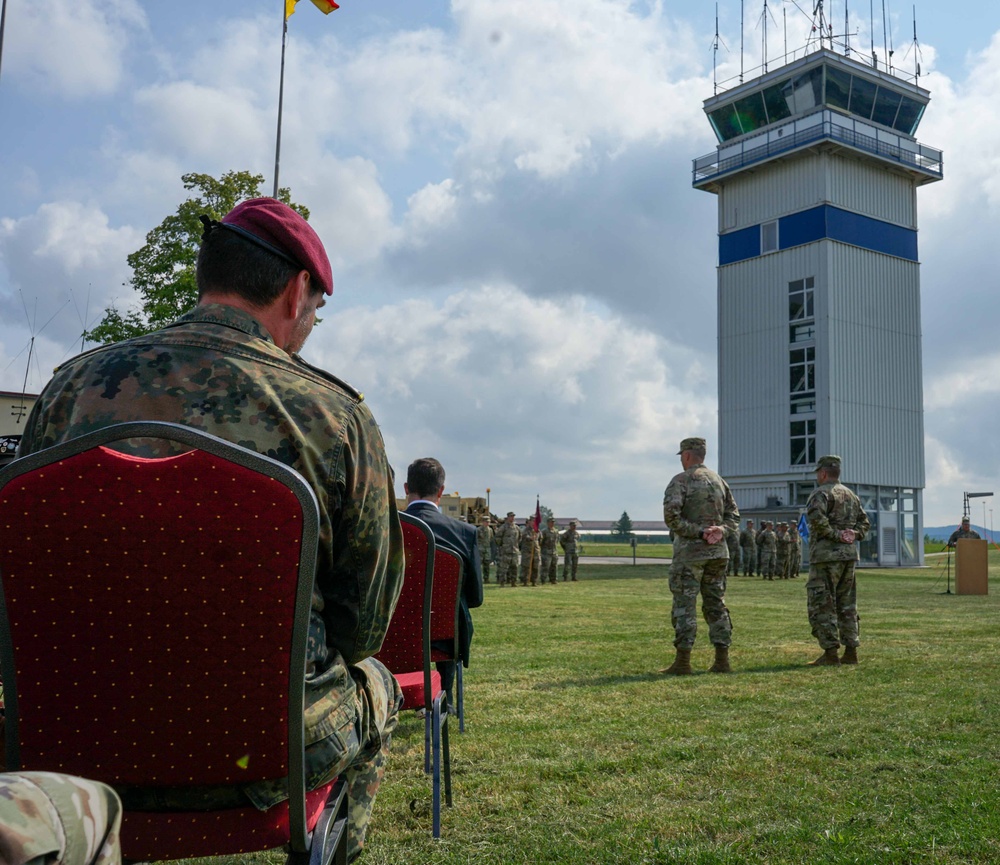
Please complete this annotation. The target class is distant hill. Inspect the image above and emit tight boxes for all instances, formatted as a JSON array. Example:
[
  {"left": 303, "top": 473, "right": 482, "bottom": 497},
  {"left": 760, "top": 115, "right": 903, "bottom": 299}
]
[{"left": 925, "top": 524, "right": 995, "bottom": 543}]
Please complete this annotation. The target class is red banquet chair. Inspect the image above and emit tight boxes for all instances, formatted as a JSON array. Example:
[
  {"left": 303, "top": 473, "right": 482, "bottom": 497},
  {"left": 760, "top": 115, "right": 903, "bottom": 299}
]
[
  {"left": 0, "top": 421, "right": 348, "bottom": 864},
  {"left": 428, "top": 545, "right": 466, "bottom": 733},
  {"left": 375, "top": 511, "right": 452, "bottom": 838}
]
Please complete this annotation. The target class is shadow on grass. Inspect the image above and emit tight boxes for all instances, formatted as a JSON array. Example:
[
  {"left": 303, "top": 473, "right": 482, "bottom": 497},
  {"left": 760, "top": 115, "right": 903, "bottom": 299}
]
[{"left": 532, "top": 663, "right": 811, "bottom": 689}]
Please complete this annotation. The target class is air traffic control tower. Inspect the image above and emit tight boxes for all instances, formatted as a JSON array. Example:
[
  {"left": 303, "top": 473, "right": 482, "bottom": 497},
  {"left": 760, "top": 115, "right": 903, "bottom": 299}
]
[{"left": 693, "top": 49, "right": 942, "bottom": 566}]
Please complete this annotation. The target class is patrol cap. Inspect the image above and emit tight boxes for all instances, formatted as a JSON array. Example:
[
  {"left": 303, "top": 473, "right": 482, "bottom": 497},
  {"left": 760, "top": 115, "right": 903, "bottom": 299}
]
[
  {"left": 506, "top": 511, "right": 516, "bottom": 517},
  {"left": 677, "top": 437, "right": 706, "bottom": 454},
  {"left": 219, "top": 198, "right": 334, "bottom": 297},
  {"left": 816, "top": 455, "right": 842, "bottom": 470},
  {"left": 961, "top": 516, "right": 971, "bottom": 524}
]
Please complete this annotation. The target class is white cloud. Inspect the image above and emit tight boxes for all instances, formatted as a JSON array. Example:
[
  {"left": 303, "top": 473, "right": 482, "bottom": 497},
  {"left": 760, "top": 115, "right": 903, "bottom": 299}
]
[
  {"left": 4, "top": 0, "right": 147, "bottom": 97},
  {"left": 301, "top": 283, "right": 715, "bottom": 519}
]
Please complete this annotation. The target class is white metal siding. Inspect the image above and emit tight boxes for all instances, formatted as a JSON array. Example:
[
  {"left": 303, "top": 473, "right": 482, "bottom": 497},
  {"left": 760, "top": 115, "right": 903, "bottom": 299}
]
[
  {"left": 821, "top": 244, "right": 925, "bottom": 487},
  {"left": 717, "top": 149, "right": 916, "bottom": 230}
]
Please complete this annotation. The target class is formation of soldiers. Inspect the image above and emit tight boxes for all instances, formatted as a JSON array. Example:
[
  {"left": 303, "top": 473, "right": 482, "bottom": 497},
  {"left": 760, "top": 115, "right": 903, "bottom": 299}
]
[
  {"left": 478, "top": 512, "right": 581, "bottom": 586},
  {"left": 733, "top": 518, "right": 803, "bottom": 579}
]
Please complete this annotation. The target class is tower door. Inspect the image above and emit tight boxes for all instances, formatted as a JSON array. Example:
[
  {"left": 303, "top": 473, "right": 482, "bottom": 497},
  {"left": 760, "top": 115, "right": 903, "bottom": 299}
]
[{"left": 879, "top": 514, "right": 898, "bottom": 566}]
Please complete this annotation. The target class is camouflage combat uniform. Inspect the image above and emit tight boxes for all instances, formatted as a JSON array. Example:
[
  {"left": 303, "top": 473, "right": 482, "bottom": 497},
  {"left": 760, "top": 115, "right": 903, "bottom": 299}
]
[
  {"left": 519, "top": 525, "right": 541, "bottom": 585},
  {"left": 759, "top": 525, "right": 777, "bottom": 579},
  {"left": 775, "top": 525, "right": 790, "bottom": 579},
  {"left": 726, "top": 526, "right": 741, "bottom": 576},
  {"left": 540, "top": 524, "right": 560, "bottom": 584},
  {"left": 806, "top": 480, "right": 870, "bottom": 651},
  {"left": 495, "top": 519, "right": 521, "bottom": 586},
  {"left": 787, "top": 525, "right": 802, "bottom": 578},
  {"left": 662, "top": 465, "right": 739, "bottom": 649},
  {"left": 739, "top": 523, "right": 756, "bottom": 576},
  {"left": 947, "top": 526, "right": 982, "bottom": 546},
  {"left": 559, "top": 525, "right": 580, "bottom": 581},
  {"left": 477, "top": 522, "right": 495, "bottom": 583},
  {"left": 0, "top": 772, "right": 122, "bottom": 865},
  {"left": 19, "top": 304, "right": 405, "bottom": 859}
]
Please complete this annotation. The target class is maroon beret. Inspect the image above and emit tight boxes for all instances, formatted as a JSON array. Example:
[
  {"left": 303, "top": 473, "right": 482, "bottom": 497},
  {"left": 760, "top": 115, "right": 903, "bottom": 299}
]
[{"left": 220, "top": 198, "right": 333, "bottom": 296}]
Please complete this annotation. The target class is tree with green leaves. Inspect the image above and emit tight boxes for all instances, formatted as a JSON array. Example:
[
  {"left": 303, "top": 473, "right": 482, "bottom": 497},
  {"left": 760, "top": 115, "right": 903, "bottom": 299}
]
[
  {"left": 610, "top": 510, "right": 634, "bottom": 540},
  {"left": 86, "top": 171, "right": 308, "bottom": 345}
]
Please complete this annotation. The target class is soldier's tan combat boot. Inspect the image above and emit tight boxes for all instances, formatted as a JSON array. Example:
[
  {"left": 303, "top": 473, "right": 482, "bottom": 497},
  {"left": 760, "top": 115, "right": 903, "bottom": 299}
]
[
  {"left": 841, "top": 646, "right": 859, "bottom": 665},
  {"left": 660, "top": 648, "right": 693, "bottom": 675},
  {"left": 809, "top": 647, "right": 841, "bottom": 666},
  {"left": 709, "top": 645, "right": 731, "bottom": 673}
]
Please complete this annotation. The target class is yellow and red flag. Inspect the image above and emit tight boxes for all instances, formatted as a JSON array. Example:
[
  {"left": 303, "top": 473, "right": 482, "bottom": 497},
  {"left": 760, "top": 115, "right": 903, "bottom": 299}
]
[{"left": 285, "top": 0, "right": 340, "bottom": 20}]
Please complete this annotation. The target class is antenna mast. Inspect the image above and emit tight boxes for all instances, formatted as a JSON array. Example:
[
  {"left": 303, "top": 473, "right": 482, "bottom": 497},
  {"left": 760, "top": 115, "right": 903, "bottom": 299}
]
[{"left": 740, "top": 0, "right": 745, "bottom": 83}]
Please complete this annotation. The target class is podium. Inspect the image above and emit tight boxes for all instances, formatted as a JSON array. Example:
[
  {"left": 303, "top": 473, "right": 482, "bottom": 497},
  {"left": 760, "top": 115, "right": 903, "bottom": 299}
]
[{"left": 955, "top": 539, "right": 988, "bottom": 595}]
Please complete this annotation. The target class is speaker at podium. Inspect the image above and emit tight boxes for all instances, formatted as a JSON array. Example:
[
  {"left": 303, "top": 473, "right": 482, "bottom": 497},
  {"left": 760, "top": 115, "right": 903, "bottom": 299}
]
[{"left": 955, "top": 539, "right": 988, "bottom": 595}]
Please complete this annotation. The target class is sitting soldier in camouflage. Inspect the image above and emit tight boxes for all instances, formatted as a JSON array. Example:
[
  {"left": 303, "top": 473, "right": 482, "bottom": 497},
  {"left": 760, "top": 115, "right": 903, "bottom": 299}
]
[{"left": 18, "top": 198, "right": 404, "bottom": 859}]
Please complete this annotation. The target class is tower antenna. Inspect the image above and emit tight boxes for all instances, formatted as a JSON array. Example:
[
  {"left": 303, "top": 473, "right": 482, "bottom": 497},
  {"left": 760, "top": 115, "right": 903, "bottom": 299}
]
[
  {"left": 740, "top": 0, "right": 745, "bottom": 83},
  {"left": 845, "top": 0, "right": 851, "bottom": 57},
  {"left": 711, "top": 4, "right": 730, "bottom": 95},
  {"left": 900, "top": 4, "right": 923, "bottom": 81},
  {"left": 870, "top": 0, "right": 877, "bottom": 69}
]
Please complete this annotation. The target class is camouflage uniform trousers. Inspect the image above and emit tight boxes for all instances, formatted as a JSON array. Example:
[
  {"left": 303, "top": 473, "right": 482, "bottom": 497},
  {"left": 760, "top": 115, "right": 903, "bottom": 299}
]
[
  {"left": 541, "top": 551, "right": 559, "bottom": 584},
  {"left": 668, "top": 558, "right": 733, "bottom": 649},
  {"left": 562, "top": 551, "right": 579, "bottom": 581},
  {"left": 806, "top": 560, "right": 860, "bottom": 650},
  {"left": 786, "top": 545, "right": 801, "bottom": 579},
  {"left": 0, "top": 771, "right": 122, "bottom": 865},
  {"left": 480, "top": 552, "right": 492, "bottom": 584},
  {"left": 774, "top": 546, "right": 789, "bottom": 580},
  {"left": 498, "top": 549, "right": 519, "bottom": 586},
  {"left": 741, "top": 544, "right": 756, "bottom": 577},
  {"left": 520, "top": 547, "right": 541, "bottom": 585},
  {"left": 760, "top": 550, "right": 776, "bottom": 579},
  {"left": 727, "top": 547, "right": 741, "bottom": 576}
]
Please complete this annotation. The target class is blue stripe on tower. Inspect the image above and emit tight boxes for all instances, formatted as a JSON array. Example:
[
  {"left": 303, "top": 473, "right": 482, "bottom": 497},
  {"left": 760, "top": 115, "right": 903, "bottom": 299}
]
[{"left": 719, "top": 205, "right": 918, "bottom": 265}]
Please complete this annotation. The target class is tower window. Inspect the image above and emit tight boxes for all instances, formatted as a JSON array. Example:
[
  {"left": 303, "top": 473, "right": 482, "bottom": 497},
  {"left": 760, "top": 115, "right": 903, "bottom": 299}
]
[
  {"left": 789, "top": 346, "right": 815, "bottom": 397},
  {"left": 788, "top": 277, "right": 815, "bottom": 321},
  {"left": 761, "top": 220, "right": 779, "bottom": 253},
  {"left": 790, "top": 419, "right": 816, "bottom": 466}
]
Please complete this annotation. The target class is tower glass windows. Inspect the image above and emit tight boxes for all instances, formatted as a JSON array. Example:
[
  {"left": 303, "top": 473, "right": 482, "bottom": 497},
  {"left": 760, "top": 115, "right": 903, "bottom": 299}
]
[{"left": 790, "top": 419, "right": 816, "bottom": 465}]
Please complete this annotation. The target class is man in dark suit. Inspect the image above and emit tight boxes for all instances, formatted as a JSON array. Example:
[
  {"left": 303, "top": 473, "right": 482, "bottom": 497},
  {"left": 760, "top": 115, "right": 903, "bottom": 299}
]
[{"left": 404, "top": 458, "right": 484, "bottom": 705}]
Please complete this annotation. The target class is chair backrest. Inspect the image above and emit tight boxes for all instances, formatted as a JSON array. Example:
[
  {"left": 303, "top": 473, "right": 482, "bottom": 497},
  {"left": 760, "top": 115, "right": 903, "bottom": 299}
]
[
  {"left": 0, "top": 422, "right": 320, "bottom": 847},
  {"left": 430, "top": 545, "right": 463, "bottom": 654},
  {"left": 375, "top": 512, "right": 434, "bottom": 707}
]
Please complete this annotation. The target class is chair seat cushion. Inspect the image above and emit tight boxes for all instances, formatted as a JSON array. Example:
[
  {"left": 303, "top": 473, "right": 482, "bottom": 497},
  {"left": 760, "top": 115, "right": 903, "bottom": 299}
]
[
  {"left": 121, "top": 782, "right": 335, "bottom": 860},
  {"left": 394, "top": 670, "right": 443, "bottom": 711}
]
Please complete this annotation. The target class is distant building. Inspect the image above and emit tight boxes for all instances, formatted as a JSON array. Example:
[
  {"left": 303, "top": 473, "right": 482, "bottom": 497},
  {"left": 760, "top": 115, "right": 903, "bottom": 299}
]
[
  {"left": 1, "top": 391, "right": 37, "bottom": 463},
  {"left": 693, "top": 47, "right": 940, "bottom": 567}
]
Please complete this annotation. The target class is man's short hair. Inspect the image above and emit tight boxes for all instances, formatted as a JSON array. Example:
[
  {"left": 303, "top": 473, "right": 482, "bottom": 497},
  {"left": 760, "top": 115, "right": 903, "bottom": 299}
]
[
  {"left": 406, "top": 457, "right": 445, "bottom": 498},
  {"left": 197, "top": 227, "right": 304, "bottom": 307}
]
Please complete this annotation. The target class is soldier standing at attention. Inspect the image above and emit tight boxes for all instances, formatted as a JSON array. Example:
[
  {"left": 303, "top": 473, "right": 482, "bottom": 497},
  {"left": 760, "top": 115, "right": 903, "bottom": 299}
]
[
  {"left": 739, "top": 519, "right": 757, "bottom": 577},
  {"left": 806, "top": 455, "right": 870, "bottom": 666},
  {"left": 519, "top": 519, "right": 541, "bottom": 586},
  {"left": 477, "top": 514, "right": 495, "bottom": 583},
  {"left": 725, "top": 525, "right": 741, "bottom": 576},
  {"left": 759, "top": 522, "right": 777, "bottom": 580},
  {"left": 495, "top": 511, "right": 521, "bottom": 587},
  {"left": 775, "top": 523, "right": 790, "bottom": 579},
  {"left": 540, "top": 517, "right": 560, "bottom": 584},
  {"left": 787, "top": 523, "right": 802, "bottom": 578},
  {"left": 559, "top": 520, "right": 580, "bottom": 581},
  {"left": 661, "top": 437, "right": 739, "bottom": 675},
  {"left": 946, "top": 517, "right": 982, "bottom": 547}
]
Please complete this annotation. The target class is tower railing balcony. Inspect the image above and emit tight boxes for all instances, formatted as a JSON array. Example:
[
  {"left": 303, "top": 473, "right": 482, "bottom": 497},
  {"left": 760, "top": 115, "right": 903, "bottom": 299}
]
[{"left": 693, "top": 108, "right": 943, "bottom": 187}]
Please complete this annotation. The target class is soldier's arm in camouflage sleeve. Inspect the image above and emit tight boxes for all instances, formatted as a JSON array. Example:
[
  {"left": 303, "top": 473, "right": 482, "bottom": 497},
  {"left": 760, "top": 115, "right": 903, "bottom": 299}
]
[
  {"left": 853, "top": 505, "right": 871, "bottom": 542},
  {"left": 806, "top": 489, "right": 840, "bottom": 544},
  {"left": 662, "top": 474, "right": 702, "bottom": 538},
  {"left": 723, "top": 483, "right": 740, "bottom": 532},
  {"left": 323, "top": 400, "right": 404, "bottom": 665}
]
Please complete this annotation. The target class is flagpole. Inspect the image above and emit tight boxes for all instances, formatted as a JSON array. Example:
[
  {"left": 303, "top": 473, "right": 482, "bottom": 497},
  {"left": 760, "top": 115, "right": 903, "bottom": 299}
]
[
  {"left": 0, "top": 0, "right": 9, "bottom": 86},
  {"left": 273, "top": 2, "right": 289, "bottom": 198}
]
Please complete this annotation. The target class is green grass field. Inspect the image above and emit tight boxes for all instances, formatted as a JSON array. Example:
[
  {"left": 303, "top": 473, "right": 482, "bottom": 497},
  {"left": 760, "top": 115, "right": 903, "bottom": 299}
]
[{"left": 201, "top": 553, "right": 1000, "bottom": 865}]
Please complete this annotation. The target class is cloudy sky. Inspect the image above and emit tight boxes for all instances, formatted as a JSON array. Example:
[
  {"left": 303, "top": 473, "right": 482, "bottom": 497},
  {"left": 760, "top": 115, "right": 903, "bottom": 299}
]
[{"left": 1, "top": 0, "right": 998, "bottom": 528}]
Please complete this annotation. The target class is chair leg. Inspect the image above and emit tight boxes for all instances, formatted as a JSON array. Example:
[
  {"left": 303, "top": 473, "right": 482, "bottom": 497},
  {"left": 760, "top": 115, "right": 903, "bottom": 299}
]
[
  {"left": 456, "top": 663, "right": 465, "bottom": 733},
  {"left": 442, "top": 696, "right": 452, "bottom": 809},
  {"left": 423, "top": 707, "right": 432, "bottom": 774},
  {"left": 432, "top": 693, "right": 443, "bottom": 838}
]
